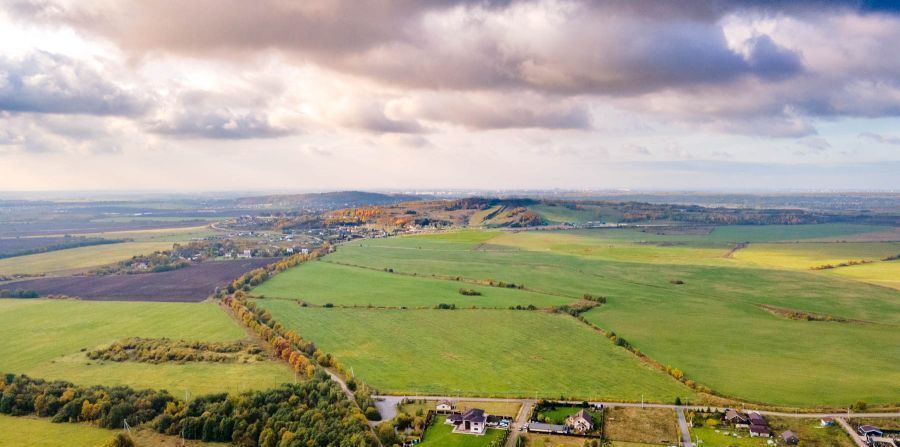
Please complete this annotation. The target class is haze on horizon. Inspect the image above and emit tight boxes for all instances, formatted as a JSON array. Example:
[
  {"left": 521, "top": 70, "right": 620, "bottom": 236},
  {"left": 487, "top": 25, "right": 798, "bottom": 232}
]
[{"left": 1, "top": 0, "right": 899, "bottom": 192}]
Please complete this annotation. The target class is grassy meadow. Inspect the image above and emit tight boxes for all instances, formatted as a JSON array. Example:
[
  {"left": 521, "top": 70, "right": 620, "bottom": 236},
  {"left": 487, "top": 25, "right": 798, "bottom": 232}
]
[
  {"left": 0, "top": 415, "right": 227, "bottom": 447},
  {"left": 0, "top": 415, "right": 113, "bottom": 447},
  {"left": 256, "top": 302, "right": 694, "bottom": 401},
  {"left": 0, "top": 241, "right": 175, "bottom": 276},
  {"left": 0, "top": 299, "right": 293, "bottom": 394},
  {"left": 252, "top": 260, "right": 573, "bottom": 308},
  {"left": 259, "top": 224, "right": 899, "bottom": 407},
  {"left": 78, "top": 224, "right": 216, "bottom": 243}
]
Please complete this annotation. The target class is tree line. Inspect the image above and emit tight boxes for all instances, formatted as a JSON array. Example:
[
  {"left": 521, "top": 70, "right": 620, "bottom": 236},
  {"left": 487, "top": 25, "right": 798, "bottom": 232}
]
[
  {"left": 224, "top": 247, "right": 330, "bottom": 295},
  {"left": 0, "top": 373, "right": 375, "bottom": 447},
  {"left": 223, "top": 293, "right": 382, "bottom": 421}
]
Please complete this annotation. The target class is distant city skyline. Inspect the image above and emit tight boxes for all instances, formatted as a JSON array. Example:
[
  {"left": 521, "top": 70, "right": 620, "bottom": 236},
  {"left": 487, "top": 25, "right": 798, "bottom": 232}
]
[{"left": 1, "top": 1, "right": 899, "bottom": 191}]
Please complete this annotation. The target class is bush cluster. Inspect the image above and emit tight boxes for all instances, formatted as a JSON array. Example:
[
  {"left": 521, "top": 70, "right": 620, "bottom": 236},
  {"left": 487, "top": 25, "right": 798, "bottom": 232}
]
[
  {"left": 0, "top": 288, "right": 39, "bottom": 298},
  {"left": 87, "top": 338, "right": 265, "bottom": 364}
]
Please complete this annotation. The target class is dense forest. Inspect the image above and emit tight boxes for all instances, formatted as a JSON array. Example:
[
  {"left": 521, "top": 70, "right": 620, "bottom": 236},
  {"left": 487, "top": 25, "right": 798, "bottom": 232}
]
[{"left": 0, "top": 373, "right": 375, "bottom": 447}]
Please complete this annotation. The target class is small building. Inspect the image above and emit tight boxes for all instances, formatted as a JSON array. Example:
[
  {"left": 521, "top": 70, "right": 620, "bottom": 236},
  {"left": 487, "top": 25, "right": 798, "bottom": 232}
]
[
  {"left": 528, "top": 422, "right": 569, "bottom": 435},
  {"left": 781, "top": 430, "right": 799, "bottom": 445},
  {"left": 453, "top": 408, "right": 487, "bottom": 435},
  {"left": 725, "top": 409, "right": 750, "bottom": 427},
  {"left": 750, "top": 424, "right": 771, "bottom": 438},
  {"left": 858, "top": 426, "right": 884, "bottom": 438},
  {"left": 748, "top": 412, "right": 766, "bottom": 426},
  {"left": 566, "top": 409, "right": 594, "bottom": 434},
  {"left": 820, "top": 417, "right": 835, "bottom": 427},
  {"left": 436, "top": 400, "right": 454, "bottom": 412}
]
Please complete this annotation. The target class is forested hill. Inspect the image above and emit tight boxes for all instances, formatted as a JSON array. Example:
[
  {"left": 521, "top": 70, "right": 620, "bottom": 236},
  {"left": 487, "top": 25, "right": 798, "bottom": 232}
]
[{"left": 233, "top": 191, "right": 425, "bottom": 210}]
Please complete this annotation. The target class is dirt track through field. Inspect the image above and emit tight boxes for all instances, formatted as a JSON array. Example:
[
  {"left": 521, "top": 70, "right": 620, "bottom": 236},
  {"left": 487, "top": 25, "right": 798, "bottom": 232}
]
[{"left": 723, "top": 242, "right": 749, "bottom": 258}]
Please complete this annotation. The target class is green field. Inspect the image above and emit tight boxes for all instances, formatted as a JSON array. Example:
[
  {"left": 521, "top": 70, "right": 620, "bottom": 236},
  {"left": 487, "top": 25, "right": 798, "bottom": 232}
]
[
  {"left": 419, "top": 416, "right": 506, "bottom": 447},
  {"left": 0, "top": 299, "right": 293, "bottom": 394},
  {"left": 255, "top": 302, "right": 694, "bottom": 401},
  {"left": 253, "top": 260, "right": 573, "bottom": 308},
  {"left": 266, "top": 225, "right": 900, "bottom": 407},
  {"left": 76, "top": 224, "right": 215, "bottom": 242},
  {"left": 0, "top": 415, "right": 114, "bottom": 447},
  {"left": 0, "top": 242, "right": 175, "bottom": 275},
  {"left": 0, "top": 415, "right": 226, "bottom": 447}
]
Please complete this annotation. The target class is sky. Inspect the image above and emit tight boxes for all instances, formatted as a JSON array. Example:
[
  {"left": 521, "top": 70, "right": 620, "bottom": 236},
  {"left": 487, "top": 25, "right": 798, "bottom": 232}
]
[{"left": 0, "top": 0, "right": 899, "bottom": 192}]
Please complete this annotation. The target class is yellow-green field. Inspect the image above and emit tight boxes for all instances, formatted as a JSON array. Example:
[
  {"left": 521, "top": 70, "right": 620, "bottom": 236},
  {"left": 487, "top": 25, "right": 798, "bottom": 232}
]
[
  {"left": 0, "top": 242, "right": 175, "bottom": 276},
  {"left": 257, "top": 303, "right": 695, "bottom": 401},
  {"left": 0, "top": 415, "right": 226, "bottom": 447},
  {"left": 78, "top": 225, "right": 215, "bottom": 242},
  {"left": 259, "top": 225, "right": 900, "bottom": 407},
  {"left": 0, "top": 299, "right": 293, "bottom": 394},
  {"left": 0, "top": 415, "right": 113, "bottom": 447}
]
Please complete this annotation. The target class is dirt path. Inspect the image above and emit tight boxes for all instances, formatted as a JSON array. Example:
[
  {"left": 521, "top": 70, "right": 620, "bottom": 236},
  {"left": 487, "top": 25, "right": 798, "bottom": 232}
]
[
  {"left": 836, "top": 417, "right": 868, "bottom": 447},
  {"left": 723, "top": 242, "right": 749, "bottom": 258}
]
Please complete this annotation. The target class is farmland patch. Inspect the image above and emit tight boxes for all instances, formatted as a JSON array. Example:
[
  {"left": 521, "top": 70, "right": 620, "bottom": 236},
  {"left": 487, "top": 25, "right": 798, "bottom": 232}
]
[
  {"left": 0, "top": 299, "right": 292, "bottom": 393},
  {"left": 8, "top": 258, "right": 275, "bottom": 302},
  {"left": 256, "top": 302, "right": 694, "bottom": 401}
]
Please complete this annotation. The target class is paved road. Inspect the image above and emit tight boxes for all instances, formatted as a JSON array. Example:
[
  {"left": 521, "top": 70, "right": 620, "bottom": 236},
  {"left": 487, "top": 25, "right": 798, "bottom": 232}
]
[
  {"left": 505, "top": 400, "right": 535, "bottom": 447},
  {"left": 372, "top": 395, "right": 900, "bottom": 419},
  {"left": 676, "top": 408, "right": 693, "bottom": 447},
  {"left": 836, "top": 417, "right": 868, "bottom": 447}
]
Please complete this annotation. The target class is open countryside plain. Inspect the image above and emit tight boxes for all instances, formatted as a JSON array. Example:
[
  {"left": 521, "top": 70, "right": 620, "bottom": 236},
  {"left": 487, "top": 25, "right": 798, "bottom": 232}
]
[
  {"left": 256, "top": 225, "right": 900, "bottom": 407},
  {"left": 0, "top": 299, "right": 293, "bottom": 394},
  {"left": 253, "top": 260, "right": 573, "bottom": 308},
  {"left": 256, "top": 301, "right": 695, "bottom": 401}
]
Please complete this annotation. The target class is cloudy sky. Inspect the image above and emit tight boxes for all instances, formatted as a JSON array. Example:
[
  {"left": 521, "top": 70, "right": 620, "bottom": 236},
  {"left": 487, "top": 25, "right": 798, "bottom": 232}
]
[{"left": 1, "top": 0, "right": 899, "bottom": 192}]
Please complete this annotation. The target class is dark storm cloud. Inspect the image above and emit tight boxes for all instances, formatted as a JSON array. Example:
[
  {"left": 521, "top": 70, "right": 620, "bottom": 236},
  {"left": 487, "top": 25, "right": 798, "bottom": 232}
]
[
  {"left": 147, "top": 109, "right": 295, "bottom": 140},
  {"left": 393, "top": 94, "right": 592, "bottom": 130},
  {"left": 335, "top": 102, "right": 426, "bottom": 134},
  {"left": 7, "top": 0, "right": 809, "bottom": 94},
  {"left": 5, "top": 0, "right": 900, "bottom": 137},
  {"left": 859, "top": 132, "right": 900, "bottom": 145},
  {"left": 0, "top": 52, "right": 147, "bottom": 116}
]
